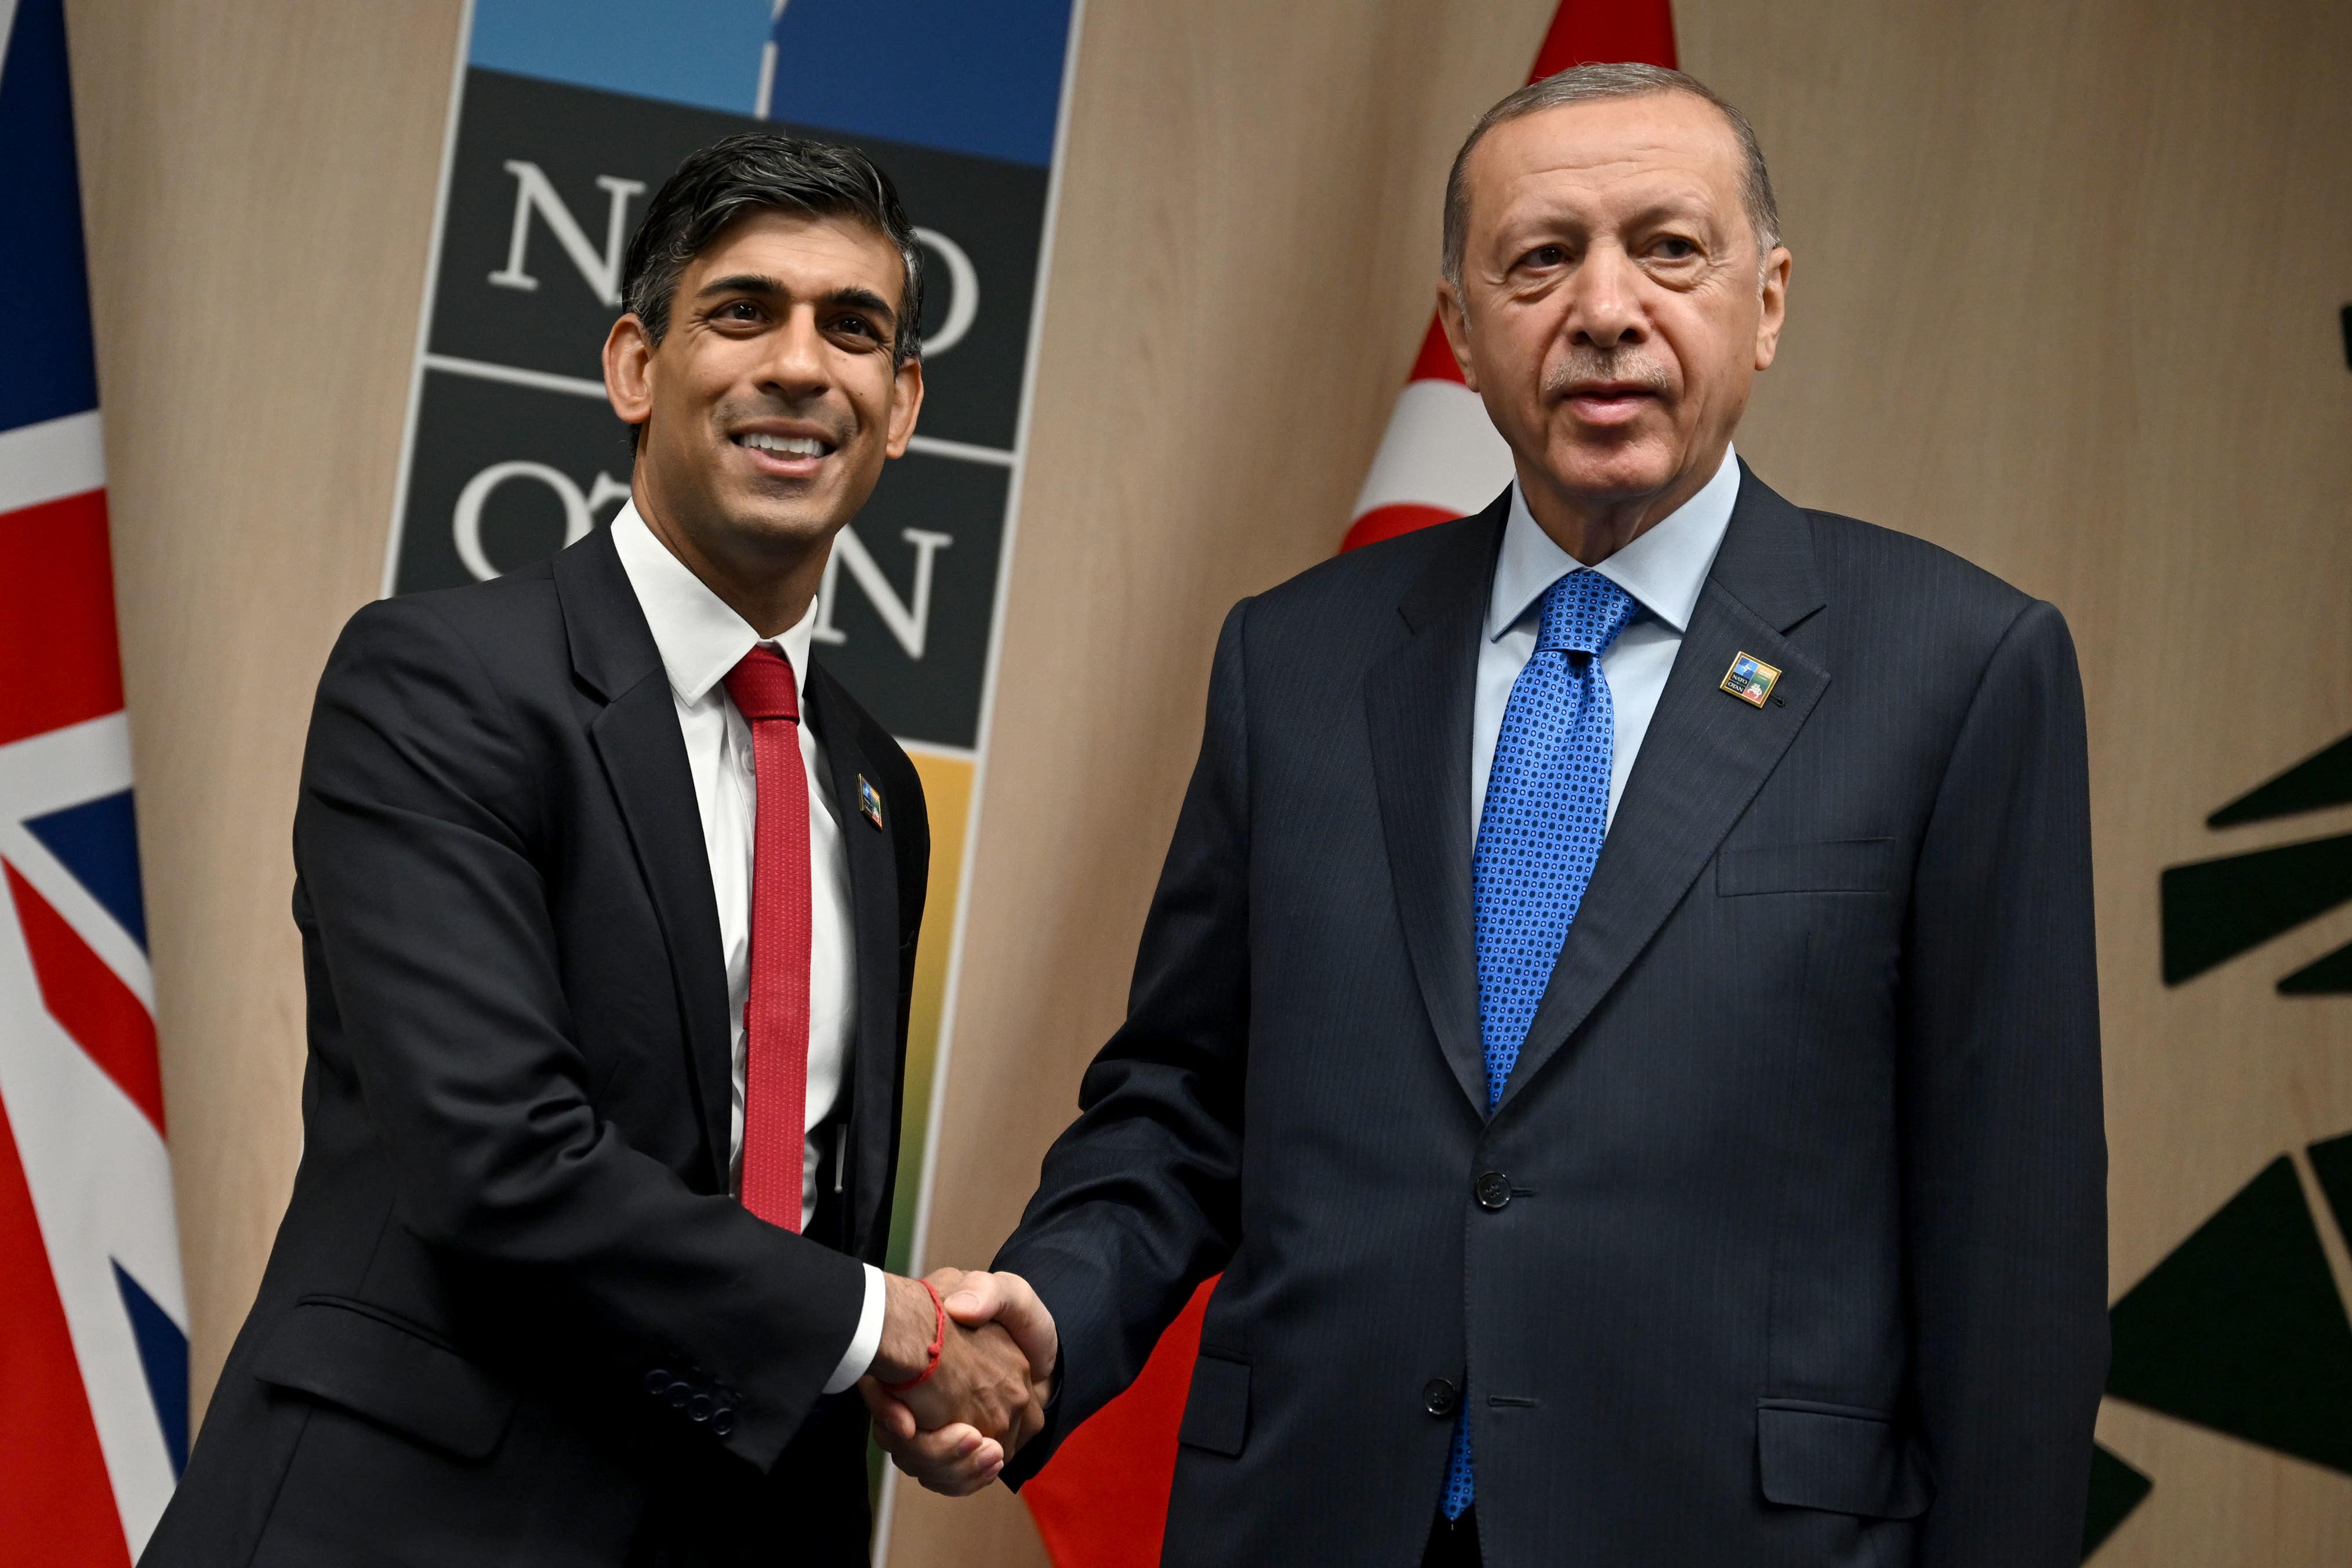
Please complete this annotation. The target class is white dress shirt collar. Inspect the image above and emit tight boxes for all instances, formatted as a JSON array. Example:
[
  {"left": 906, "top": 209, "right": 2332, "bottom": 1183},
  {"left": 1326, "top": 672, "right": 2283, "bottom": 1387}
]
[
  {"left": 608, "top": 499, "right": 818, "bottom": 705},
  {"left": 1487, "top": 442, "right": 1742, "bottom": 644}
]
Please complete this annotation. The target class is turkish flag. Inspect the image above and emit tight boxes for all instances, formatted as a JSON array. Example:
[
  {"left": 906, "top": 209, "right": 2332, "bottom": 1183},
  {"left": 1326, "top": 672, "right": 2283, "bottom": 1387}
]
[{"left": 1018, "top": 5, "right": 1679, "bottom": 1563}]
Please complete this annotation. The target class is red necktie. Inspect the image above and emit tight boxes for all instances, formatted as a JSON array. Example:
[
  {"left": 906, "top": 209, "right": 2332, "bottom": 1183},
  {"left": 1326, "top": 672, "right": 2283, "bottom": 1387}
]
[{"left": 723, "top": 646, "right": 811, "bottom": 1232}]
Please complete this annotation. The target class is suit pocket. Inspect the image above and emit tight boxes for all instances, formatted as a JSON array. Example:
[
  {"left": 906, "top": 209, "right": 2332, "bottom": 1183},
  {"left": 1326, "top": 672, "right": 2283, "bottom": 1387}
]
[
  {"left": 1718, "top": 838, "right": 1898, "bottom": 896},
  {"left": 253, "top": 1296, "right": 517, "bottom": 1461},
  {"left": 1756, "top": 1401, "right": 1932, "bottom": 1518},
  {"left": 1177, "top": 1354, "right": 1250, "bottom": 1457}
]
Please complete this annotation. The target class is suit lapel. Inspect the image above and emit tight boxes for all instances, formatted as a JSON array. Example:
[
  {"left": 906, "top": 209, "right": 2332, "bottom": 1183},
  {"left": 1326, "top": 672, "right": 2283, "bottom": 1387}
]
[
  {"left": 1364, "top": 495, "right": 1509, "bottom": 1113},
  {"left": 554, "top": 530, "right": 734, "bottom": 1188},
  {"left": 803, "top": 665, "right": 902, "bottom": 1260},
  {"left": 1495, "top": 466, "right": 1830, "bottom": 1115}
]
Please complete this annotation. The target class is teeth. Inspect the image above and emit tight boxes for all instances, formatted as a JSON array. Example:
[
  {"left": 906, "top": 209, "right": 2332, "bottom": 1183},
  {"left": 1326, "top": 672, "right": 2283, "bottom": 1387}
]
[{"left": 741, "top": 433, "right": 826, "bottom": 456}]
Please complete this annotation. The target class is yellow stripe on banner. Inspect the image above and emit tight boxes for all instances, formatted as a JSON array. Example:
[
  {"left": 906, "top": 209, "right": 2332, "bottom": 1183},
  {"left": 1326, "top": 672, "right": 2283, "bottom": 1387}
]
[{"left": 890, "top": 749, "right": 972, "bottom": 1275}]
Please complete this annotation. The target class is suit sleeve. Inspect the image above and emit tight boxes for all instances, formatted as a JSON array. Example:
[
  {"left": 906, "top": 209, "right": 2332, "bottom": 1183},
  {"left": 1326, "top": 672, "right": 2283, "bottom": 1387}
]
[
  {"left": 1900, "top": 599, "right": 2108, "bottom": 1563},
  {"left": 993, "top": 599, "right": 1255, "bottom": 1483},
  {"left": 293, "top": 597, "right": 865, "bottom": 1471}
]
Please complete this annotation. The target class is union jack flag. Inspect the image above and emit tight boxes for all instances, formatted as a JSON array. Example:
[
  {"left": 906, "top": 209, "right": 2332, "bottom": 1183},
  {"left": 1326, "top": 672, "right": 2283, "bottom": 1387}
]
[{"left": 1, "top": 0, "right": 190, "bottom": 1560}]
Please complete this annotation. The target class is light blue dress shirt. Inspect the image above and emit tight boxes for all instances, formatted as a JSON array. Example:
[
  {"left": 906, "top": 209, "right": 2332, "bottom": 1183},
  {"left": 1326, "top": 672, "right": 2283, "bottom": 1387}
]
[{"left": 1471, "top": 444, "right": 1742, "bottom": 841}]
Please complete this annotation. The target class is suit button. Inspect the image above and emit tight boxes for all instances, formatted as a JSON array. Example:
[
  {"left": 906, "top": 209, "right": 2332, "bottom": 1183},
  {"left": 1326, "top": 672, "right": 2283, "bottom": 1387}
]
[
  {"left": 666, "top": 1381, "right": 691, "bottom": 1409},
  {"left": 688, "top": 1394, "right": 713, "bottom": 1422},
  {"left": 644, "top": 1369, "right": 671, "bottom": 1396},
  {"left": 1423, "top": 1378, "right": 1458, "bottom": 1417},
  {"left": 1475, "top": 1171, "right": 1511, "bottom": 1211},
  {"left": 711, "top": 1407, "right": 736, "bottom": 1437}
]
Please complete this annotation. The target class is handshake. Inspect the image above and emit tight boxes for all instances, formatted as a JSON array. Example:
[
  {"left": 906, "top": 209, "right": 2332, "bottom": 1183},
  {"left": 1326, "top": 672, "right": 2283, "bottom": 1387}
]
[{"left": 858, "top": 1268, "right": 1057, "bottom": 1495}]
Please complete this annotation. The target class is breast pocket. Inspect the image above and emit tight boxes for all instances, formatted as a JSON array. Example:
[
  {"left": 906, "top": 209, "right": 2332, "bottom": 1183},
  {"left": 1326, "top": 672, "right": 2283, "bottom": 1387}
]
[{"left": 1716, "top": 837, "right": 1900, "bottom": 896}]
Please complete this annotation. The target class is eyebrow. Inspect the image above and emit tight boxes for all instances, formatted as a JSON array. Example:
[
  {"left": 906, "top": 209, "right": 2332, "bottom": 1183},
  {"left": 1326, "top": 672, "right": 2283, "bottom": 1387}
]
[{"left": 695, "top": 274, "right": 898, "bottom": 327}]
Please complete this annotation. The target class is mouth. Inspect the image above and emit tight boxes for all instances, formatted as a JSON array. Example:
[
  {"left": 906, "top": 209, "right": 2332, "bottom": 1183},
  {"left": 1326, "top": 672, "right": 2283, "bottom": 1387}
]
[
  {"left": 729, "top": 425, "right": 841, "bottom": 479},
  {"left": 1558, "top": 383, "right": 1660, "bottom": 426}
]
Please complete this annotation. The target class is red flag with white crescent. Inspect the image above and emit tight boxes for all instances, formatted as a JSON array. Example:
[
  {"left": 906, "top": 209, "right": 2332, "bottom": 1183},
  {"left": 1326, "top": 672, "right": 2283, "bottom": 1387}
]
[{"left": 1018, "top": 5, "right": 1677, "bottom": 1562}]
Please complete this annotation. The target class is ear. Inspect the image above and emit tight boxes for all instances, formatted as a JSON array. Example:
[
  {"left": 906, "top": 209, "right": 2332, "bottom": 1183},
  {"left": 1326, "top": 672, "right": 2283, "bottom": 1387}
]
[
  {"left": 1753, "top": 246, "right": 1791, "bottom": 372},
  {"left": 604, "top": 314, "right": 656, "bottom": 431},
  {"left": 1436, "top": 280, "right": 1480, "bottom": 394},
  {"left": 883, "top": 355, "right": 926, "bottom": 459}
]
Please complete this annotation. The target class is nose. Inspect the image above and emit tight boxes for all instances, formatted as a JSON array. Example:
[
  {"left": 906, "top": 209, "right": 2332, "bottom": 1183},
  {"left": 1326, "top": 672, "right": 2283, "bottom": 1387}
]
[
  {"left": 1566, "top": 242, "right": 1645, "bottom": 351},
  {"left": 758, "top": 305, "right": 834, "bottom": 400}
]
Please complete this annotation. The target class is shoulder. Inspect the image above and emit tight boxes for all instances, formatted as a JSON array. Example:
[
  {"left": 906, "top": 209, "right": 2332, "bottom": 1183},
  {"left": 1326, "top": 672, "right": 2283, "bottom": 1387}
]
[
  {"left": 325, "top": 561, "right": 565, "bottom": 699},
  {"left": 306, "top": 565, "right": 571, "bottom": 810},
  {"left": 1251, "top": 511, "right": 1479, "bottom": 623},
  {"left": 1801, "top": 508, "right": 2055, "bottom": 651},
  {"left": 1803, "top": 509, "right": 2035, "bottom": 624},
  {"left": 1206, "top": 509, "right": 1495, "bottom": 680},
  {"left": 1793, "top": 508, "right": 2079, "bottom": 731}
]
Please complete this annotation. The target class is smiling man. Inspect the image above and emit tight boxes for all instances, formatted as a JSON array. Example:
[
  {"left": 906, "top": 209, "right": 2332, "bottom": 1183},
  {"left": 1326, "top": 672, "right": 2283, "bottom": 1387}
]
[
  {"left": 916, "top": 64, "right": 2108, "bottom": 1567},
  {"left": 144, "top": 136, "right": 1050, "bottom": 1568}
]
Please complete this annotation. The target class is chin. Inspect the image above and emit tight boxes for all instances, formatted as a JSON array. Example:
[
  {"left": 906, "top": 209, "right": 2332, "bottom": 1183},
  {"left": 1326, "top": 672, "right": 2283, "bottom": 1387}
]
[
  {"left": 1547, "top": 442, "right": 1679, "bottom": 502},
  {"left": 705, "top": 496, "right": 837, "bottom": 553}
]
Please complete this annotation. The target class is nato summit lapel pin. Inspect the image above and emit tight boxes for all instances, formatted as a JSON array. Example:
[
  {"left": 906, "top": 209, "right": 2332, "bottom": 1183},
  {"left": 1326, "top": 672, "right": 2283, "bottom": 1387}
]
[
  {"left": 1720, "top": 652, "right": 1783, "bottom": 708},
  {"left": 857, "top": 775, "right": 884, "bottom": 830}
]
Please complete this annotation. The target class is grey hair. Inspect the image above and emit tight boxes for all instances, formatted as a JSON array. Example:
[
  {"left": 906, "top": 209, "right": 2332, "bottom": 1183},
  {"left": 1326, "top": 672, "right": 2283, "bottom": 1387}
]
[{"left": 1440, "top": 62, "right": 1781, "bottom": 286}]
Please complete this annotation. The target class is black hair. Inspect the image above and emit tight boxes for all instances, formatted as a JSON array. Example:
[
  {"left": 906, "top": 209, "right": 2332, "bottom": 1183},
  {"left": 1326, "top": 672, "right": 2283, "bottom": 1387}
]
[{"left": 619, "top": 132, "right": 924, "bottom": 365}]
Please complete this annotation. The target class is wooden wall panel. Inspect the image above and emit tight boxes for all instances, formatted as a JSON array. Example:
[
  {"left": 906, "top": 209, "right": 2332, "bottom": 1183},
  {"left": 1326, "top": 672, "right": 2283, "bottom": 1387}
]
[{"left": 64, "top": 0, "right": 466, "bottom": 1418}]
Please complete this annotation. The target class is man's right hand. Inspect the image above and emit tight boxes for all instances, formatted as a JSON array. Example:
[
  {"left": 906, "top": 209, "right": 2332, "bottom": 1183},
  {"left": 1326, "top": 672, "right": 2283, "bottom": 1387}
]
[{"left": 862, "top": 1269, "right": 1057, "bottom": 1495}]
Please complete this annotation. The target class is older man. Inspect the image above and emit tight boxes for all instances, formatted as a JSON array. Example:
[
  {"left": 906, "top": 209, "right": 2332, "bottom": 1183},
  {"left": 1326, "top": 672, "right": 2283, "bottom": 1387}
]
[{"left": 897, "top": 63, "right": 2107, "bottom": 1567}]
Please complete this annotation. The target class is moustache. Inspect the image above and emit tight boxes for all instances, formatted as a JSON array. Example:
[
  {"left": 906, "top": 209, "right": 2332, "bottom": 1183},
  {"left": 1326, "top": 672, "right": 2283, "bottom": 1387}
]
[{"left": 1542, "top": 353, "right": 1672, "bottom": 398}]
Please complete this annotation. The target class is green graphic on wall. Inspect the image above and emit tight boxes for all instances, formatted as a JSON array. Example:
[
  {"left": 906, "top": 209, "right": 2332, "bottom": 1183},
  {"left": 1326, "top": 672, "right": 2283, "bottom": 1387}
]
[{"left": 2092, "top": 715, "right": 2352, "bottom": 1557}]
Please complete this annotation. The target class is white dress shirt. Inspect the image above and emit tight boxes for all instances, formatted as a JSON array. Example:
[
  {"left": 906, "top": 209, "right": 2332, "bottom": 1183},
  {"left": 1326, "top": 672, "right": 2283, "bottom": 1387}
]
[
  {"left": 1472, "top": 445, "right": 1741, "bottom": 841},
  {"left": 609, "top": 503, "right": 884, "bottom": 1394}
]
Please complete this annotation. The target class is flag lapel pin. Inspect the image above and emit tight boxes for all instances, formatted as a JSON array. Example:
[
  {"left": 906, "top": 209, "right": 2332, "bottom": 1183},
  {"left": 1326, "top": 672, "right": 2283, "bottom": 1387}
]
[
  {"left": 1719, "top": 651, "right": 1782, "bottom": 708},
  {"left": 857, "top": 775, "right": 884, "bottom": 830}
]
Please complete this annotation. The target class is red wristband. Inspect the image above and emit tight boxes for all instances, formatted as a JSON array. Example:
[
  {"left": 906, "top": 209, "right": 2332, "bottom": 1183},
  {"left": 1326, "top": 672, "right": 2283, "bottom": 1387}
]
[{"left": 877, "top": 1279, "right": 946, "bottom": 1393}]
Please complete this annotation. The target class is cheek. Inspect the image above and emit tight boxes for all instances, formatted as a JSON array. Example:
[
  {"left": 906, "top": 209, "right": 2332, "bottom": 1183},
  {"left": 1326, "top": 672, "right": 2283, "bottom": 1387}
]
[
  {"left": 656, "top": 348, "right": 739, "bottom": 428},
  {"left": 1496, "top": 308, "right": 1569, "bottom": 390},
  {"left": 844, "top": 362, "right": 903, "bottom": 435}
]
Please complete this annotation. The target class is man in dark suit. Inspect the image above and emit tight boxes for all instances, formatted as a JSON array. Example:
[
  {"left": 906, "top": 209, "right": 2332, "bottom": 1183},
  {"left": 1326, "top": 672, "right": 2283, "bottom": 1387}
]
[
  {"left": 146, "top": 135, "right": 1046, "bottom": 1567},
  {"left": 886, "top": 64, "right": 2107, "bottom": 1566}
]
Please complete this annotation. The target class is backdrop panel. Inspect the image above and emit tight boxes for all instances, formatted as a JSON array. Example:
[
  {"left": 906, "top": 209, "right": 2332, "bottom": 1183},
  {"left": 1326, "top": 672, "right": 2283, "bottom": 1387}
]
[{"left": 64, "top": 0, "right": 469, "bottom": 1429}]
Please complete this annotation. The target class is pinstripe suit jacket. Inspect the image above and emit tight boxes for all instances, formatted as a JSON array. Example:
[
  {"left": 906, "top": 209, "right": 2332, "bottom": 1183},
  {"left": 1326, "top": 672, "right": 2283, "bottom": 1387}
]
[{"left": 997, "top": 467, "right": 2107, "bottom": 1568}]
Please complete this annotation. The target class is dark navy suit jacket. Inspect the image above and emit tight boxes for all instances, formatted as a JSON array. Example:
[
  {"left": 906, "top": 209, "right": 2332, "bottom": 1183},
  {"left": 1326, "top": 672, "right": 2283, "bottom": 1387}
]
[
  {"left": 998, "top": 469, "right": 2107, "bottom": 1567},
  {"left": 145, "top": 527, "right": 927, "bottom": 1567}
]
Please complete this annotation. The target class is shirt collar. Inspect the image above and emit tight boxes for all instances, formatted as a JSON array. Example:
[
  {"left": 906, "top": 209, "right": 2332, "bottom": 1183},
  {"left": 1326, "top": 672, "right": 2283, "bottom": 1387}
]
[
  {"left": 1487, "top": 443, "right": 1741, "bottom": 643},
  {"left": 608, "top": 500, "right": 817, "bottom": 707}
]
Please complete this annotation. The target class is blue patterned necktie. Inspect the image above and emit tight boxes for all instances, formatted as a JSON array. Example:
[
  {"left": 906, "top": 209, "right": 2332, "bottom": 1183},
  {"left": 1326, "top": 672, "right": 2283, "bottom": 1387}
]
[{"left": 1442, "top": 568, "right": 1638, "bottom": 1521}]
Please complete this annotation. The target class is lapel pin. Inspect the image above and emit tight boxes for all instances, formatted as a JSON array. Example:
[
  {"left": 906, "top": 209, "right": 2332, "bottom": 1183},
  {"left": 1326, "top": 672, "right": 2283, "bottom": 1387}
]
[
  {"left": 857, "top": 775, "right": 884, "bottom": 830},
  {"left": 1720, "top": 651, "right": 1782, "bottom": 708}
]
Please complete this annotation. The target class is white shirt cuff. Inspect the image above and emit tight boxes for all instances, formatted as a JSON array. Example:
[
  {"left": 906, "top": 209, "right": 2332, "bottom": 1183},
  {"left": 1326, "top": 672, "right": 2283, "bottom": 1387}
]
[{"left": 822, "top": 1263, "right": 886, "bottom": 1395}]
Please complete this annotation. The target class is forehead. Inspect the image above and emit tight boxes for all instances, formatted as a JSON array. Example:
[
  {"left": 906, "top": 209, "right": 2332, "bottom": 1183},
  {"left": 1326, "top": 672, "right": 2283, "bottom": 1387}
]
[
  {"left": 683, "top": 208, "right": 905, "bottom": 301},
  {"left": 1465, "top": 92, "right": 1745, "bottom": 231}
]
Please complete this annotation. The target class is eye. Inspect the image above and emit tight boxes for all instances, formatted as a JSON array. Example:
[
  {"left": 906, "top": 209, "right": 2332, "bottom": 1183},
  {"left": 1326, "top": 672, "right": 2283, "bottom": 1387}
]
[
  {"left": 714, "top": 299, "right": 764, "bottom": 324},
  {"left": 1522, "top": 244, "right": 1569, "bottom": 269},
  {"left": 1652, "top": 235, "right": 1698, "bottom": 260}
]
